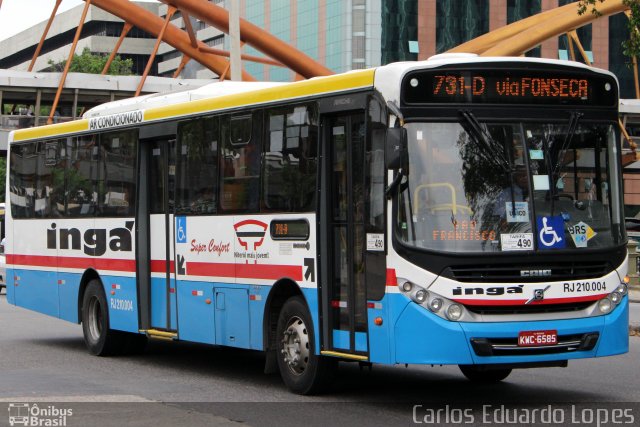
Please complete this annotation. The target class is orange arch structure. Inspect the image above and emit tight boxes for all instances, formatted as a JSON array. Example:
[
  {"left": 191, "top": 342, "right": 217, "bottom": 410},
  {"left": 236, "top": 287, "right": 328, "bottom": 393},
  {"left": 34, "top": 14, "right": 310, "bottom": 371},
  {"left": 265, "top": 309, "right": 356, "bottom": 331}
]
[
  {"left": 12, "top": 0, "right": 336, "bottom": 123},
  {"left": 449, "top": 0, "right": 628, "bottom": 57},
  {"left": 89, "top": 0, "right": 333, "bottom": 80}
]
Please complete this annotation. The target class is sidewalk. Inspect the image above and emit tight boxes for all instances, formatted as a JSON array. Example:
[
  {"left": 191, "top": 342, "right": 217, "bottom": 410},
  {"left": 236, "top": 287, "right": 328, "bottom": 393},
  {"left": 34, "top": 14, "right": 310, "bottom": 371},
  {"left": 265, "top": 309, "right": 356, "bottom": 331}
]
[
  {"left": 629, "top": 284, "right": 640, "bottom": 336},
  {"left": 630, "top": 285, "right": 640, "bottom": 303}
]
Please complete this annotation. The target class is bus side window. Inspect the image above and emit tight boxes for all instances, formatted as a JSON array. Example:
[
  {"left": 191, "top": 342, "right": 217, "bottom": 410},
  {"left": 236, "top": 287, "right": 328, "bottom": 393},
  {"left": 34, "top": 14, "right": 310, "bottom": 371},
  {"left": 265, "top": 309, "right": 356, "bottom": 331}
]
[
  {"left": 220, "top": 111, "right": 262, "bottom": 212},
  {"left": 65, "top": 135, "right": 98, "bottom": 217},
  {"left": 176, "top": 116, "right": 219, "bottom": 215},
  {"left": 9, "top": 142, "right": 38, "bottom": 219},
  {"left": 262, "top": 104, "right": 318, "bottom": 212},
  {"left": 97, "top": 130, "right": 138, "bottom": 217}
]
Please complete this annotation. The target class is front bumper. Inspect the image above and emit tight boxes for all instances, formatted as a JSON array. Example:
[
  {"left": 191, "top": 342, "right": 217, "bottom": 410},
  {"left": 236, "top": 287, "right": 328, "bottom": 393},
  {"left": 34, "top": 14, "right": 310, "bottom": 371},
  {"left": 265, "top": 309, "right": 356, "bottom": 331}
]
[{"left": 392, "top": 295, "right": 629, "bottom": 365}]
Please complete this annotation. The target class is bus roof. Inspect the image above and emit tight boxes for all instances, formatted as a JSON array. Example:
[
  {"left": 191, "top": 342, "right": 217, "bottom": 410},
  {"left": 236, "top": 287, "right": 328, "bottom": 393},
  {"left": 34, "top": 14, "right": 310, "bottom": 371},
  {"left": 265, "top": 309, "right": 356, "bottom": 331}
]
[{"left": 12, "top": 68, "right": 375, "bottom": 142}]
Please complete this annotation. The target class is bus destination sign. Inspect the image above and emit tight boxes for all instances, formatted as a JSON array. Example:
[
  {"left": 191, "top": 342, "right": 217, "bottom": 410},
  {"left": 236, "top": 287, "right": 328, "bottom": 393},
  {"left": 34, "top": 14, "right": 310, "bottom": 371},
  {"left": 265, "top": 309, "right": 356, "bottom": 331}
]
[{"left": 402, "top": 68, "right": 617, "bottom": 107}]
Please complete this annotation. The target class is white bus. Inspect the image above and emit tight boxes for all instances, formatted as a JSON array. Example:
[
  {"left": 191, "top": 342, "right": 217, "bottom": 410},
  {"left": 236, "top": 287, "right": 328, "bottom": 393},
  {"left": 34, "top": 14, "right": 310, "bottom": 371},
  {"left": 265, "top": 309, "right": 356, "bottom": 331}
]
[{"left": 5, "top": 55, "right": 629, "bottom": 394}]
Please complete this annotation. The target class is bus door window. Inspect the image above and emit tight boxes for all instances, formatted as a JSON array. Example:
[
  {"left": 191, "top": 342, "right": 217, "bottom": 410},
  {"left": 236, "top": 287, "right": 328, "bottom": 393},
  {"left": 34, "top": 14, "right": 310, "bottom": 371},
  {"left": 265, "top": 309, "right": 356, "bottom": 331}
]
[
  {"left": 149, "top": 143, "right": 167, "bottom": 215},
  {"left": 329, "top": 112, "right": 368, "bottom": 350},
  {"left": 364, "top": 98, "right": 387, "bottom": 301}
]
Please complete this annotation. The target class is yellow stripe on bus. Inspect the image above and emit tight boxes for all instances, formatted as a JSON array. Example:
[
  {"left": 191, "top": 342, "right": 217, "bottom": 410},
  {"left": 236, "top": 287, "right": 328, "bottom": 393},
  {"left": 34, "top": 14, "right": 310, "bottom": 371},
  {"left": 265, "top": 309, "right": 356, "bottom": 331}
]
[
  {"left": 13, "top": 119, "right": 89, "bottom": 142},
  {"left": 12, "top": 69, "right": 375, "bottom": 143},
  {"left": 145, "top": 69, "right": 375, "bottom": 121}
]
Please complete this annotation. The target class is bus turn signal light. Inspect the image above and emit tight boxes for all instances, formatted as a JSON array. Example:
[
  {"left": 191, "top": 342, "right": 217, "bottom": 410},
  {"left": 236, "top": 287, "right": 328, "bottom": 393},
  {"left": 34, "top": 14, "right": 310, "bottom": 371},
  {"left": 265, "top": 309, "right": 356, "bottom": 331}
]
[{"left": 374, "top": 317, "right": 383, "bottom": 326}]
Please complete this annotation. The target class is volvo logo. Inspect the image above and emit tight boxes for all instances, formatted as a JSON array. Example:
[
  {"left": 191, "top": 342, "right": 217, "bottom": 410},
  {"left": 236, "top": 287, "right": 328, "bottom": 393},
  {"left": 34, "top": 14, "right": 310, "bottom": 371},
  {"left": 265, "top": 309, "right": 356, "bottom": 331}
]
[
  {"left": 525, "top": 285, "right": 551, "bottom": 305},
  {"left": 520, "top": 269, "right": 552, "bottom": 277}
]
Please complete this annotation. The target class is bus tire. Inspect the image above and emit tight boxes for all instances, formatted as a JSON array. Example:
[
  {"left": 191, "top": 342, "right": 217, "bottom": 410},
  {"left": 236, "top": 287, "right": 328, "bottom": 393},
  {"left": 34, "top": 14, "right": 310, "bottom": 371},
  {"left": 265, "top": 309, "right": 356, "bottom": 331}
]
[
  {"left": 81, "top": 279, "right": 124, "bottom": 356},
  {"left": 276, "top": 296, "right": 335, "bottom": 394},
  {"left": 459, "top": 365, "right": 512, "bottom": 383}
]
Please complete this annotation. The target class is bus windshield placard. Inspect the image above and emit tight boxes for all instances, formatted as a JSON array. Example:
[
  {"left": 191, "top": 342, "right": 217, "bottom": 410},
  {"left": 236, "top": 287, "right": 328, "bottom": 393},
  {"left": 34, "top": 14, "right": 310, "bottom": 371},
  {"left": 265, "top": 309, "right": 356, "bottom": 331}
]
[{"left": 402, "top": 68, "right": 617, "bottom": 107}]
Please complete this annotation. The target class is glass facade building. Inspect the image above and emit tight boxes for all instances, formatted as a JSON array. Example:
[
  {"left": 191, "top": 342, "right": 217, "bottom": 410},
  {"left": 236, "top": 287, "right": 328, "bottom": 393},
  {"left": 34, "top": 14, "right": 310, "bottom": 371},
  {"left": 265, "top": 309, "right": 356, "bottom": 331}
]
[
  {"left": 156, "top": 1, "right": 635, "bottom": 97},
  {"left": 507, "top": 0, "right": 542, "bottom": 57},
  {"left": 435, "top": 0, "right": 489, "bottom": 53}
]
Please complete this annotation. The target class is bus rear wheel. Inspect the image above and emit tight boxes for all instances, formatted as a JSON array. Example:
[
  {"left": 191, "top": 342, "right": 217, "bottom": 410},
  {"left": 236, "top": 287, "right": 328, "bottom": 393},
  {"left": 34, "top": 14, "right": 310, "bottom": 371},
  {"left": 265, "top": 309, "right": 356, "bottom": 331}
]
[
  {"left": 459, "top": 365, "right": 512, "bottom": 383},
  {"left": 276, "top": 296, "right": 335, "bottom": 394},
  {"left": 82, "top": 279, "right": 124, "bottom": 356}
]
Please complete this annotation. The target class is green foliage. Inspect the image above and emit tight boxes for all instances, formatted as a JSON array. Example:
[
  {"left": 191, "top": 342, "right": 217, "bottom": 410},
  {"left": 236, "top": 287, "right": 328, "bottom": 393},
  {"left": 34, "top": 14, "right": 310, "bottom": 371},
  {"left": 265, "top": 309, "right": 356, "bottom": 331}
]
[
  {"left": 577, "top": 0, "right": 640, "bottom": 60},
  {"left": 47, "top": 47, "right": 134, "bottom": 75}
]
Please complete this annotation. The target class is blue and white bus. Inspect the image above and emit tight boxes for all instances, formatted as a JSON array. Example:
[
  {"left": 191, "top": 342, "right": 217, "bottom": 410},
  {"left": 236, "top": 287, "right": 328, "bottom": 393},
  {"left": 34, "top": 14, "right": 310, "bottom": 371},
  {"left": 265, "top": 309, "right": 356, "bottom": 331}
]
[{"left": 5, "top": 55, "right": 629, "bottom": 394}]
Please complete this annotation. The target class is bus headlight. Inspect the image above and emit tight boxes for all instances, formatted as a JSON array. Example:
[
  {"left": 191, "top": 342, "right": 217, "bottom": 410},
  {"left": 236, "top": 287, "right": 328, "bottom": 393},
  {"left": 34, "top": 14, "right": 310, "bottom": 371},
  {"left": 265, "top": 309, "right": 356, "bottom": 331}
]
[
  {"left": 616, "top": 283, "right": 628, "bottom": 296},
  {"left": 429, "top": 298, "right": 443, "bottom": 312},
  {"left": 598, "top": 298, "right": 612, "bottom": 314},
  {"left": 415, "top": 289, "right": 428, "bottom": 304},
  {"left": 397, "top": 279, "right": 467, "bottom": 321},
  {"left": 446, "top": 304, "right": 463, "bottom": 321},
  {"left": 610, "top": 292, "right": 622, "bottom": 304}
]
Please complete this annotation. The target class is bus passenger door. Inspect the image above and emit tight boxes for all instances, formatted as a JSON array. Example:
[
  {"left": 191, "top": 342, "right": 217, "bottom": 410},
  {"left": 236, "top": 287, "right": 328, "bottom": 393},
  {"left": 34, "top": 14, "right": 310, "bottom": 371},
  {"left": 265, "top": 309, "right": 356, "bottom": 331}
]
[
  {"left": 146, "top": 138, "right": 177, "bottom": 331},
  {"left": 320, "top": 112, "right": 370, "bottom": 358}
]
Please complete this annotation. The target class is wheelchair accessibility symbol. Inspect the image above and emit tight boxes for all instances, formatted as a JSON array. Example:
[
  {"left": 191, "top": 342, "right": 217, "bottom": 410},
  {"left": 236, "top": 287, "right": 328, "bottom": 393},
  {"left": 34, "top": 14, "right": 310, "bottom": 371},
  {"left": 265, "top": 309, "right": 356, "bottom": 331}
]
[
  {"left": 536, "top": 215, "right": 565, "bottom": 249},
  {"left": 176, "top": 216, "right": 187, "bottom": 243}
]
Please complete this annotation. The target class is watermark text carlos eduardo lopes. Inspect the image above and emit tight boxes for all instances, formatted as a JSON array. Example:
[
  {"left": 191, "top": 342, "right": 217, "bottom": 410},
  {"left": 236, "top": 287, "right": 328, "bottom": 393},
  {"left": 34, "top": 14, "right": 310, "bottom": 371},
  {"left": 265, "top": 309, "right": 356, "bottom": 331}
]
[{"left": 413, "top": 404, "right": 635, "bottom": 426}]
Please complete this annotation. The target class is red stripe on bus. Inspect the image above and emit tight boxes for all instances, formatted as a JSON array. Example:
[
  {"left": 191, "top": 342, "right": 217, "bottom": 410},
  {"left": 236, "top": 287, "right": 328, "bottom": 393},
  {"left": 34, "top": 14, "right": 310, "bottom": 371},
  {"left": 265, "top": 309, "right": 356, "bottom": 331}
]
[
  {"left": 453, "top": 294, "right": 607, "bottom": 306},
  {"left": 7, "top": 254, "right": 136, "bottom": 272},
  {"left": 10, "top": 254, "right": 303, "bottom": 282},
  {"left": 188, "top": 261, "right": 303, "bottom": 281},
  {"left": 187, "top": 262, "right": 236, "bottom": 277},
  {"left": 236, "top": 263, "right": 303, "bottom": 281},
  {"left": 150, "top": 260, "right": 176, "bottom": 274},
  {"left": 386, "top": 268, "right": 397, "bottom": 287}
]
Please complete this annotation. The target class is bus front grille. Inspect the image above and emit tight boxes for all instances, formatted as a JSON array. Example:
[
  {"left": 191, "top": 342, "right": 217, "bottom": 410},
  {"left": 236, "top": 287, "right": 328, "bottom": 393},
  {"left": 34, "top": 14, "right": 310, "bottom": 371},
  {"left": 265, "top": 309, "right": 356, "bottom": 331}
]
[
  {"left": 465, "top": 301, "right": 594, "bottom": 315},
  {"left": 446, "top": 261, "right": 611, "bottom": 283}
]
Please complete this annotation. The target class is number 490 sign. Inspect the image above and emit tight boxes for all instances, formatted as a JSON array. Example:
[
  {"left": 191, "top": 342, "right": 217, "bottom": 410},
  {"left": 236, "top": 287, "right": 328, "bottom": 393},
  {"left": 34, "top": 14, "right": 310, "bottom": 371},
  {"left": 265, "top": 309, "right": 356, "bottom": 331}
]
[{"left": 366, "top": 233, "right": 385, "bottom": 251}]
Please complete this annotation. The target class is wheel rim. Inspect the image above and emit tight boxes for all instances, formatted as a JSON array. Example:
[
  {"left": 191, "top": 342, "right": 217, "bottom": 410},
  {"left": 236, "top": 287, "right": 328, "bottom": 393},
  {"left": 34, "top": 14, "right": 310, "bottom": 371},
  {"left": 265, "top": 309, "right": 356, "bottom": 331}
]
[
  {"left": 87, "top": 296, "right": 103, "bottom": 341},
  {"left": 281, "top": 315, "right": 310, "bottom": 376}
]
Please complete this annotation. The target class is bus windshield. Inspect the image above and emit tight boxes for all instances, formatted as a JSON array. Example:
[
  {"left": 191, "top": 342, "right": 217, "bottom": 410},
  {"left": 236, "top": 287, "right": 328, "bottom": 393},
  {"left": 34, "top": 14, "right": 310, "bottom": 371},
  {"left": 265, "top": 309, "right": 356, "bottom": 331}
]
[{"left": 397, "top": 120, "right": 624, "bottom": 253}]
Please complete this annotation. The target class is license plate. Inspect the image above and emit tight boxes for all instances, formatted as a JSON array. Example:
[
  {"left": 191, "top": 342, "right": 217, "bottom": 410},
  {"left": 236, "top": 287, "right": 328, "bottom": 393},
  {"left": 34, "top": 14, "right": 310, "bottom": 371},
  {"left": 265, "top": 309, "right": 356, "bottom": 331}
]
[{"left": 518, "top": 330, "right": 558, "bottom": 347}]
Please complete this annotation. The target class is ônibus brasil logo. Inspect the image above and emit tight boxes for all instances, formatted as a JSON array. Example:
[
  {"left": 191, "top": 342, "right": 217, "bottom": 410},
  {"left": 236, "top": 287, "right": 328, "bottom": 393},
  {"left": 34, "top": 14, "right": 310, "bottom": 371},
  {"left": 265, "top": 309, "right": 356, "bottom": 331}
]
[
  {"left": 233, "top": 219, "right": 268, "bottom": 251},
  {"left": 8, "top": 403, "right": 73, "bottom": 426}
]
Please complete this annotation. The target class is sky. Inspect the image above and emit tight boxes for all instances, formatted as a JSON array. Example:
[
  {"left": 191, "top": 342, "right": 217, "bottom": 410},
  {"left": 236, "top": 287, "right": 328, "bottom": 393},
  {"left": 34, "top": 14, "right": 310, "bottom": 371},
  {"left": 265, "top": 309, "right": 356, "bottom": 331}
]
[{"left": 0, "top": 0, "right": 158, "bottom": 42}]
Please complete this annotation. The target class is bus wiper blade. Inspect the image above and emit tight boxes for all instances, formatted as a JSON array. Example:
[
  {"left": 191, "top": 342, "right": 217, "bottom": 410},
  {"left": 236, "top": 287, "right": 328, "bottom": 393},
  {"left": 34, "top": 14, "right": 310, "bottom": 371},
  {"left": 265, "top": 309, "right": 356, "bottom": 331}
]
[
  {"left": 551, "top": 111, "right": 583, "bottom": 178},
  {"left": 458, "top": 110, "right": 510, "bottom": 171}
]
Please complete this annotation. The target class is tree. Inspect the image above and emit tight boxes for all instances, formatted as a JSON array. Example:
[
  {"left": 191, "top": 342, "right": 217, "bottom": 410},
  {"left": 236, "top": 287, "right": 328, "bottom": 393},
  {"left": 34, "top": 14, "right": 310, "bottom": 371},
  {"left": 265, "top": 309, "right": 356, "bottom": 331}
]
[
  {"left": 578, "top": 0, "right": 640, "bottom": 59},
  {"left": 47, "top": 47, "right": 134, "bottom": 75}
]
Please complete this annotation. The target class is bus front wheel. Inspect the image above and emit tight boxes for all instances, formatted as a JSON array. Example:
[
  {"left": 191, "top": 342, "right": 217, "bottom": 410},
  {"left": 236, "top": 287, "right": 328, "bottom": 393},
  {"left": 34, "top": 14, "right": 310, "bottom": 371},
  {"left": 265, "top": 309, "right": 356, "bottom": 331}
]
[
  {"left": 81, "top": 279, "right": 124, "bottom": 356},
  {"left": 276, "top": 296, "right": 335, "bottom": 394},
  {"left": 459, "top": 365, "right": 512, "bottom": 383}
]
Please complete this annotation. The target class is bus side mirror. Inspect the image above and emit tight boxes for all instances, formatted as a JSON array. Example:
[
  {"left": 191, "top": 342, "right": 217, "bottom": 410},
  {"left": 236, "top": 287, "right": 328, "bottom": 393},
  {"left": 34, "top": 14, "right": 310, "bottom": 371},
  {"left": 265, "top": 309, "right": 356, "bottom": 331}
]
[{"left": 386, "top": 127, "right": 408, "bottom": 171}]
